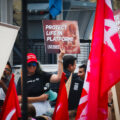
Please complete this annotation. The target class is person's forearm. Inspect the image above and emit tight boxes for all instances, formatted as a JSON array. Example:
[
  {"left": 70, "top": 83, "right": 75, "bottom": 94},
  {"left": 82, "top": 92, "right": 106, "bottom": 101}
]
[
  {"left": 57, "top": 47, "right": 65, "bottom": 81},
  {"left": 27, "top": 94, "right": 48, "bottom": 103},
  {"left": 18, "top": 94, "right": 48, "bottom": 103},
  {"left": 50, "top": 47, "right": 65, "bottom": 83},
  {"left": 57, "top": 55, "right": 63, "bottom": 80}
]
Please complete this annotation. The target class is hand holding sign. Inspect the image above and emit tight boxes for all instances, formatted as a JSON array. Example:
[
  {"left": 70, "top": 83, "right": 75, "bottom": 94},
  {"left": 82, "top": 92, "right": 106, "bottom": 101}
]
[{"left": 58, "top": 46, "right": 65, "bottom": 60}]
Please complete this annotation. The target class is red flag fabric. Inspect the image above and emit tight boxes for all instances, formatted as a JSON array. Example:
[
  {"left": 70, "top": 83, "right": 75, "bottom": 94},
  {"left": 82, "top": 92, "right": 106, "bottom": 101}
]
[
  {"left": 0, "top": 74, "right": 21, "bottom": 120},
  {"left": 52, "top": 72, "right": 69, "bottom": 120},
  {"left": 76, "top": 0, "right": 120, "bottom": 120}
]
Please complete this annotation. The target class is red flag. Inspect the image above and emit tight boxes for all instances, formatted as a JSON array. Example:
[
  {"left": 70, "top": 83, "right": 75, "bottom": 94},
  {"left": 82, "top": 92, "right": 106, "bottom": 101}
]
[
  {"left": 0, "top": 74, "right": 21, "bottom": 120},
  {"left": 52, "top": 72, "right": 69, "bottom": 120},
  {"left": 76, "top": 0, "right": 120, "bottom": 120}
]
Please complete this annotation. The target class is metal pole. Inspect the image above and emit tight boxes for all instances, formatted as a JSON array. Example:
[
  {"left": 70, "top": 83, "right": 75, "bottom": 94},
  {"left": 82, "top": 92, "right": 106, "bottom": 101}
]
[
  {"left": 22, "top": 0, "right": 28, "bottom": 119},
  {"left": 49, "top": 15, "right": 56, "bottom": 64}
]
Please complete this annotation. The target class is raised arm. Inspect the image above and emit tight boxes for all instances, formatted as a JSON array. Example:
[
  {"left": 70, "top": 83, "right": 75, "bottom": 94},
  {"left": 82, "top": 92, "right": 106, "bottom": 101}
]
[{"left": 50, "top": 47, "right": 65, "bottom": 83}]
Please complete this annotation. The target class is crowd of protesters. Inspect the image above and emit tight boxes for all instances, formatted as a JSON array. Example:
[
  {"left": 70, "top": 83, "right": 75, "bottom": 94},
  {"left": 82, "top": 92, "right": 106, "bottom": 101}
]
[{"left": 0, "top": 50, "right": 114, "bottom": 120}]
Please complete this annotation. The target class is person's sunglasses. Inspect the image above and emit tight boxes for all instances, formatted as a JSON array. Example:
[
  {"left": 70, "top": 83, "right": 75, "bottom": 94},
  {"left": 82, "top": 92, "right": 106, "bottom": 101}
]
[{"left": 27, "top": 62, "right": 37, "bottom": 67}]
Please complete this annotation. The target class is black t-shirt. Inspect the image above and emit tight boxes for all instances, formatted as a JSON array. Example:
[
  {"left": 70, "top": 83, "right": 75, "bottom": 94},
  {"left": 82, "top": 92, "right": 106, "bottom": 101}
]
[
  {"left": 17, "top": 71, "right": 52, "bottom": 97},
  {"left": 64, "top": 70, "right": 84, "bottom": 110}
]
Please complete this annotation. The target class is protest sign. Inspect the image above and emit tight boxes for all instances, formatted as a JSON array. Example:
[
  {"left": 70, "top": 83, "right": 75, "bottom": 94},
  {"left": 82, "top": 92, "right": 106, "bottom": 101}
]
[
  {"left": 43, "top": 20, "right": 80, "bottom": 54},
  {"left": 0, "top": 23, "right": 19, "bottom": 80}
]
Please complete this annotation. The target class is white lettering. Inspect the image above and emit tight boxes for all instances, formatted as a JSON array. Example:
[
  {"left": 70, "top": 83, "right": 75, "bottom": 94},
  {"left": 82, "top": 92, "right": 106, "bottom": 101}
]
[
  {"left": 57, "top": 31, "right": 63, "bottom": 35},
  {"left": 46, "top": 37, "right": 73, "bottom": 42},
  {"left": 104, "top": 19, "right": 117, "bottom": 52},
  {"left": 46, "top": 31, "right": 57, "bottom": 36},
  {"left": 45, "top": 25, "right": 67, "bottom": 30},
  {"left": 47, "top": 45, "right": 60, "bottom": 49}
]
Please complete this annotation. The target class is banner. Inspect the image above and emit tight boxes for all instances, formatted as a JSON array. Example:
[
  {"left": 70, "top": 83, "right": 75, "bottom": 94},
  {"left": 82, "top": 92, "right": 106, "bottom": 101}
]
[
  {"left": 76, "top": 0, "right": 120, "bottom": 119},
  {"left": 0, "top": 74, "right": 21, "bottom": 120},
  {"left": 52, "top": 72, "right": 69, "bottom": 120},
  {"left": 43, "top": 20, "right": 80, "bottom": 54},
  {"left": 0, "top": 23, "right": 19, "bottom": 79}
]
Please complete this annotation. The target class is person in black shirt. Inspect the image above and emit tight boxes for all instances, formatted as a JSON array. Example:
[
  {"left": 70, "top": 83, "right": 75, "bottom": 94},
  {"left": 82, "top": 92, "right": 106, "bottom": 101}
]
[
  {"left": 63, "top": 55, "right": 83, "bottom": 110},
  {"left": 17, "top": 48, "right": 65, "bottom": 116}
]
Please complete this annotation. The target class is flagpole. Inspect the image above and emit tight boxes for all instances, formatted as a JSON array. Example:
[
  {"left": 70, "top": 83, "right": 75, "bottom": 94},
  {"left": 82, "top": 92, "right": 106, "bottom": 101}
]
[{"left": 22, "top": 0, "right": 28, "bottom": 119}]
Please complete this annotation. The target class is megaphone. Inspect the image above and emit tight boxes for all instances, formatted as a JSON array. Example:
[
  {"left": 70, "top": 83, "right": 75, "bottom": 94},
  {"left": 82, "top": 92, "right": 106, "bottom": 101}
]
[{"left": 46, "top": 90, "right": 57, "bottom": 101}]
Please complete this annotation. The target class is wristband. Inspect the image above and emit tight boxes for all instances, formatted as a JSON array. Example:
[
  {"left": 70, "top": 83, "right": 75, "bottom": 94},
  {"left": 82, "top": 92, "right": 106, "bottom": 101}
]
[{"left": 58, "top": 60, "right": 63, "bottom": 63}]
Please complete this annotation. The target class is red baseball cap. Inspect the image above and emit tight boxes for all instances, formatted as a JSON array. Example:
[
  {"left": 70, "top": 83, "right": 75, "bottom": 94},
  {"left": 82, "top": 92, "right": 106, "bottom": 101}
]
[{"left": 27, "top": 53, "right": 37, "bottom": 63}]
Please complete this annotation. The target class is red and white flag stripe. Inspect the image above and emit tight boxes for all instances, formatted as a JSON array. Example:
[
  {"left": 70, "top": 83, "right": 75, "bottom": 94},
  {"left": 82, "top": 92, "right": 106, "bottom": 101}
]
[{"left": 76, "top": 0, "right": 120, "bottom": 119}]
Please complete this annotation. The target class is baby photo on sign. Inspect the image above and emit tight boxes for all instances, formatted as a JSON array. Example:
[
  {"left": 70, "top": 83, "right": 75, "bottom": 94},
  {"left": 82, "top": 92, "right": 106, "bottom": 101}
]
[{"left": 43, "top": 20, "right": 80, "bottom": 54}]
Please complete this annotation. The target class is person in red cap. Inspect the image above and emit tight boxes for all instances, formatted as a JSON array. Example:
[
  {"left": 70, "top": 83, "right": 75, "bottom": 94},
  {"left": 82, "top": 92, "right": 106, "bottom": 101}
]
[{"left": 17, "top": 47, "right": 65, "bottom": 116}]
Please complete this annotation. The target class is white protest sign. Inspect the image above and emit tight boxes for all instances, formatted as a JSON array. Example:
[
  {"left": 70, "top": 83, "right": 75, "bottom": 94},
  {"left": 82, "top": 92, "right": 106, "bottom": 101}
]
[{"left": 0, "top": 23, "right": 19, "bottom": 79}]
